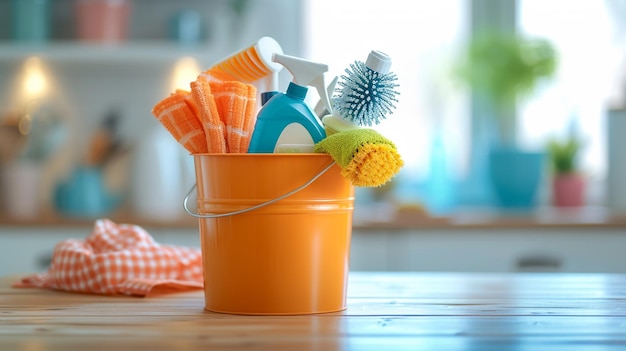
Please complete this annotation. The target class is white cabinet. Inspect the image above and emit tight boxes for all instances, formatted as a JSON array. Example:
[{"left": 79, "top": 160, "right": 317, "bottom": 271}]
[
  {"left": 1, "top": 225, "right": 625, "bottom": 277},
  {"left": 350, "top": 228, "right": 626, "bottom": 273}
]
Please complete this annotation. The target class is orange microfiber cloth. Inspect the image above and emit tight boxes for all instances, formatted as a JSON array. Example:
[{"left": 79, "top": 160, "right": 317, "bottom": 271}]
[
  {"left": 211, "top": 81, "right": 257, "bottom": 153},
  {"left": 239, "top": 83, "right": 258, "bottom": 152},
  {"left": 13, "top": 219, "right": 203, "bottom": 296},
  {"left": 190, "top": 79, "right": 228, "bottom": 153},
  {"left": 314, "top": 128, "right": 404, "bottom": 187},
  {"left": 152, "top": 68, "right": 258, "bottom": 154},
  {"left": 151, "top": 90, "right": 208, "bottom": 154}
]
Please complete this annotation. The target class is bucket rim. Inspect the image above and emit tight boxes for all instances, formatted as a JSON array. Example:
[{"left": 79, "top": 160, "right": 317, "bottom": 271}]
[
  {"left": 190, "top": 153, "right": 330, "bottom": 158},
  {"left": 184, "top": 160, "right": 338, "bottom": 218}
]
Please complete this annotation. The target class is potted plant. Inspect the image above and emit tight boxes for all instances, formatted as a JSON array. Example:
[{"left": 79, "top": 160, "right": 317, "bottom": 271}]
[
  {"left": 455, "top": 31, "right": 558, "bottom": 208},
  {"left": 547, "top": 135, "right": 585, "bottom": 207}
]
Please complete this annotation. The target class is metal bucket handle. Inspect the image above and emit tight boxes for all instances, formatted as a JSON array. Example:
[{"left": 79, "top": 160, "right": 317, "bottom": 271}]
[{"left": 183, "top": 161, "right": 336, "bottom": 218}]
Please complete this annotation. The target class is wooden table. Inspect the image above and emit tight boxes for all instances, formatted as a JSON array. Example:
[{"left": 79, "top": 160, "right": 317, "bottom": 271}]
[{"left": 2, "top": 272, "right": 626, "bottom": 350}]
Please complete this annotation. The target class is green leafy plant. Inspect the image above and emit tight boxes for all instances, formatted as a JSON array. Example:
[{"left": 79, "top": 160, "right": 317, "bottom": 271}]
[
  {"left": 455, "top": 31, "right": 558, "bottom": 145},
  {"left": 546, "top": 137, "right": 581, "bottom": 175}
]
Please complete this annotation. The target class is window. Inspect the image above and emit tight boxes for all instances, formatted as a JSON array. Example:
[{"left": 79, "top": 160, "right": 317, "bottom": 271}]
[
  {"left": 519, "top": 0, "right": 626, "bottom": 204},
  {"left": 303, "top": 0, "right": 468, "bottom": 209},
  {"left": 304, "top": 0, "right": 626, "bottom": 209}
]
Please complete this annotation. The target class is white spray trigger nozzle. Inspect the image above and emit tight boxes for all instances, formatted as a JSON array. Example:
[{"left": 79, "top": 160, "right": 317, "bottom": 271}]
[
  {"left": 272, "top": 53, "right": 328, "bottom": 86},
  {"left": 272, "top": 53, "right": 333, "bottom": 115},
  {"left": 314, "top": 75, "right": 338, "bottom": 117}
]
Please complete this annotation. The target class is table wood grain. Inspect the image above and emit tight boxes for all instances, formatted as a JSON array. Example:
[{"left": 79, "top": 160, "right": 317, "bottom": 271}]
[{"left": 2, "top": 272, "right": 626, "bottom": 350}]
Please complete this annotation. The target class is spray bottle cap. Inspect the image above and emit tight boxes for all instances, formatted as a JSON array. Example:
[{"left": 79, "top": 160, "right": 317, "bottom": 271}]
[
  {"left": 365, "top": 50, "right": 392, "bottom": 74},
  {"left": 272, "top": 53, "right": 333, "bottom": 115}
]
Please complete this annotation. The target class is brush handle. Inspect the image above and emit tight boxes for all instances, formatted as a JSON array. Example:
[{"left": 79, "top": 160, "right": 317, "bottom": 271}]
[
  {"left": 211, "top": 36, "right": 283, "bottom": 86},
  {"left": 365, "top": 50, "right": 392, "bottom": 74}
]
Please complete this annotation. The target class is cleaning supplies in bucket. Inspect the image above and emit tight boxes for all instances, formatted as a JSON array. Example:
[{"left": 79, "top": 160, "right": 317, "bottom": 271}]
[
  {"left": 152, "top": 39, "right": 404, "bottom": 186},
  {"left": 146, "top": 38, "right": 406, "bottom": 315}
]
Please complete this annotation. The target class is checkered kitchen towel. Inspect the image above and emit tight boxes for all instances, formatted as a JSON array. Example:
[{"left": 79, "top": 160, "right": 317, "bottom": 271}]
[{"left": 14, "top": 219, "right": 203, "bottom": 296}]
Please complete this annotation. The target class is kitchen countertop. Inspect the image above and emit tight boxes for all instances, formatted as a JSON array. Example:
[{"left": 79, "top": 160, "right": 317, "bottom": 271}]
[{"left": 2, "top": 272, "right": 626, "bottom": 350}]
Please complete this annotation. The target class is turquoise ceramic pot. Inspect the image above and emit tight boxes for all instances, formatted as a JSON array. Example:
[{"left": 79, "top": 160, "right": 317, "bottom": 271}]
[{"left": 488, "top": 147, "right": 545, "bottom": 209}]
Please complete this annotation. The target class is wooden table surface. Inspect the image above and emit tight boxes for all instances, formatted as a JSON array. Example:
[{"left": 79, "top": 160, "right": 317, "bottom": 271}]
[{"left": 2, "top": 272, "right": 626, "bottom": 350}]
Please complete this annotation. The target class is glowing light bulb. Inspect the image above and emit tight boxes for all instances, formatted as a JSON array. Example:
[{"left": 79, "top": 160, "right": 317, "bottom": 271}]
[
  {"left": 172, "top": 56, "right": 201, "bottom": 91},
  {"left": 22, "top": 56, "right": 48, "bottom": 99}
]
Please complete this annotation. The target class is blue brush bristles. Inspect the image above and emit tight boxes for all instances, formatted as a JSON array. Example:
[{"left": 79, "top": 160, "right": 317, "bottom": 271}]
[{"left": 333, "top": 60, "right": 399, "bottom": 126}]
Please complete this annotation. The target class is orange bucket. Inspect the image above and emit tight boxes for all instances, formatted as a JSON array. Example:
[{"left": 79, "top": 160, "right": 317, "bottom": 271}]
[{"left": 186, "top": 153, "right": 355, "bottom": 315}]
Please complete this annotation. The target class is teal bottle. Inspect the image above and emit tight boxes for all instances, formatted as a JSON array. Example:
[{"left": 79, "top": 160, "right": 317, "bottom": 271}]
[{"left": 248, "top": 82, "right": 326, "bottom": 153}]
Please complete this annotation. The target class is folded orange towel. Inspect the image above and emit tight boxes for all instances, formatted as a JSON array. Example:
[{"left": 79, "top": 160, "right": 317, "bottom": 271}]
[
  {"left": 190, "top": 79, "right": 228, "bottom": 153},
  {"left": 240, "top": 83, "right": 258, "bottom": 153},
  {"left": 179, "top": 89, "right": 200, "bottom": 117},
  {"left": 13, "top": 219, "right": 203, "bottom": 296},
  {"left": 153, "top": 69, "right": 258, "bottom": 154},
  {"left": 211, "top": 81, "right": 257, "bottom": 153},
  {"left": 151, "top": 91, "right": 208, "bottom": 154}
]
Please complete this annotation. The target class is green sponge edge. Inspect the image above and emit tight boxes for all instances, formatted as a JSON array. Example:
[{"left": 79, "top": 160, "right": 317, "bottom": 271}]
[{"left": 314, "top": 128, "right": 398, "bottom": 168}]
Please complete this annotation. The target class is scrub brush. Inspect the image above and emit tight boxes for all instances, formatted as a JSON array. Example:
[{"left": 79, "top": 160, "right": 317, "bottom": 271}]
[{"left": 323, "top": 50, "right": 399, "bottom": 134}]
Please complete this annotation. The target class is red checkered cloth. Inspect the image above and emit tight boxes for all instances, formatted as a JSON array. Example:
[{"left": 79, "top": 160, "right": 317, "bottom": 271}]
[{"left": 13, "top": 218, "right": 203, "bottom": 296}]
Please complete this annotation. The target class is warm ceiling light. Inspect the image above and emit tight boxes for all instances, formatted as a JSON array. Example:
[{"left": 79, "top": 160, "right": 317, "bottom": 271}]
[
  {"left": 22, "top": 56, "right": 48, "bottom": 99},
  {"left": 172, "top": 56, "right": 201, "bottom": 91}
]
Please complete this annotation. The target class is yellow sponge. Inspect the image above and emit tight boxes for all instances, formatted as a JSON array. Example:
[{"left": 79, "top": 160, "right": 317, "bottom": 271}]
[{"left": 314, "top": 128, "right": 404, "bottom": 187}]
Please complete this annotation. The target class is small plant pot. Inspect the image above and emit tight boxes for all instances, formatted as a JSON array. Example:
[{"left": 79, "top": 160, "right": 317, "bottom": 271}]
[{"left": 552, "top": 173, "right": 585, "bottom": 207}]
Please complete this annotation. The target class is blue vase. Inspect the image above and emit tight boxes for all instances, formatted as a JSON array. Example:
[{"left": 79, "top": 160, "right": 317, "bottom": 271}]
[{"left": 488, "top": 147, "right": 545, "bottom": 209}]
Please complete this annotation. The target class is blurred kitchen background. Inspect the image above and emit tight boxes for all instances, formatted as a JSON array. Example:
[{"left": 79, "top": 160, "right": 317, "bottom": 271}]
[{"left": 1, "top": 0, "right": 626, "bottom": 276}]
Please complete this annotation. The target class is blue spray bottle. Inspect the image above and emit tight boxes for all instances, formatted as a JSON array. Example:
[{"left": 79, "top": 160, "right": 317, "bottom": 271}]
[{"left": 247, "top": 53, "right": 333, "bottom": 153}]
